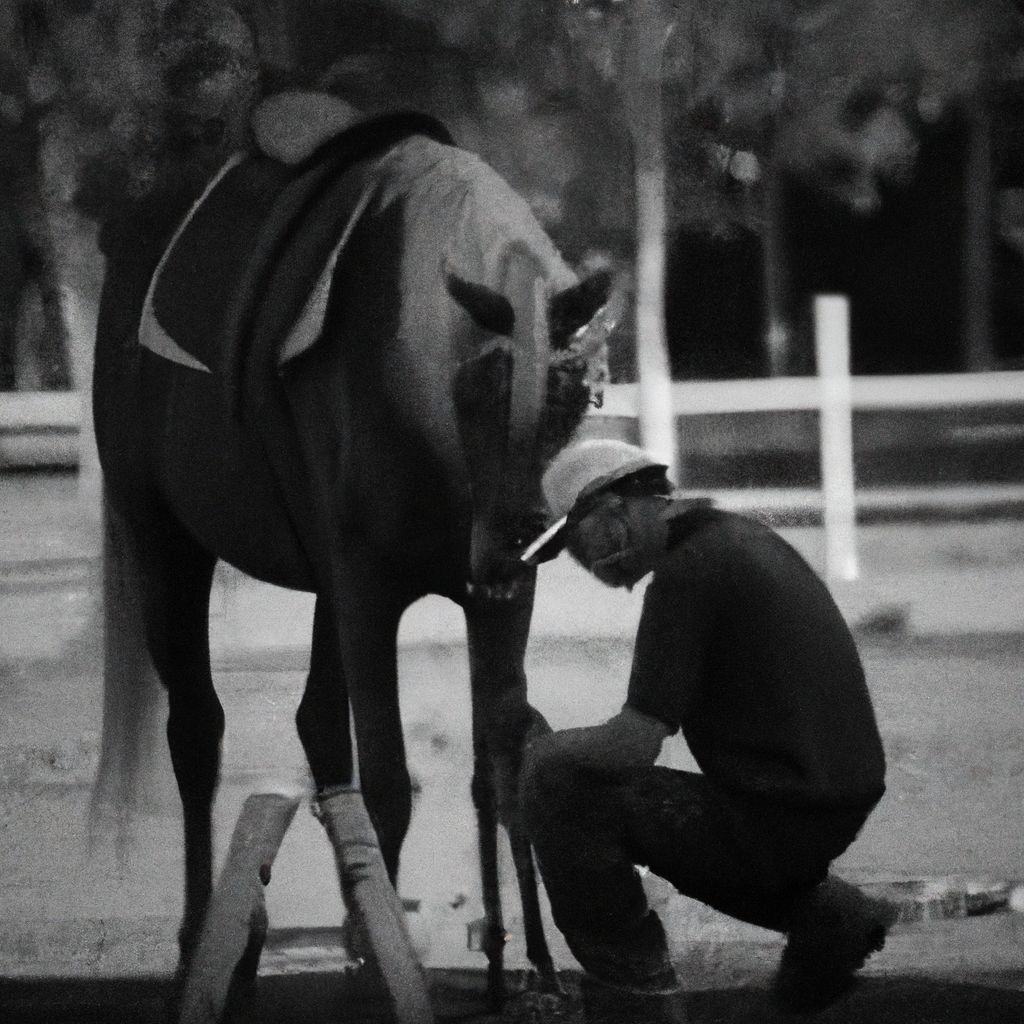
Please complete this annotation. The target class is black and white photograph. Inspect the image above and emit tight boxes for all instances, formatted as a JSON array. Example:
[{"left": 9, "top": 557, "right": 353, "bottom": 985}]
[{"left": 2, "top": 2, "right": 1024, "bottom": 1022}]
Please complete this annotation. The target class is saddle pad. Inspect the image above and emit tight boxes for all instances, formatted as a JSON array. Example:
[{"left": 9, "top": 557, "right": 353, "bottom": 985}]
[{"left": 139, "top": 111, "right": 454, "bottom": 379}]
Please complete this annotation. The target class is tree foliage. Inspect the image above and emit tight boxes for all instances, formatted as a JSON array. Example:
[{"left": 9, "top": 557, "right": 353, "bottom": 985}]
[
  {"left": 777, "top": 0, "right": 1024, "bottom": 211},
  {"left": 561, "top": 0, "right": 1024, "bottom": 226},
  {"left": 10, "top": 0, "right": 1024, "bottom": 253},
  {"left": 0, "top": 1, "right": 74, "bottom": 387},
  {"left": 38, "top": 0, "right": 258, "bottom": 221}
]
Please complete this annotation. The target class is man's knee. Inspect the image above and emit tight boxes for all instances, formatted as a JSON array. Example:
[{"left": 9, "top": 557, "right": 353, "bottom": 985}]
[
  {"left": 520, "top": 730, "right": 598, "bottom": 843},
  {"left": 521, "top": 730, "right": 582, "bottom": 806}
]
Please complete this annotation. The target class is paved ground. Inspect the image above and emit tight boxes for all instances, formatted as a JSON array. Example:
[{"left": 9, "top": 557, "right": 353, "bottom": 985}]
[
  {"left": 2, "top": 471, "right": 1024, "bottom": 1020},
  {"left": 4, "top": 957, "right": 1024, "bottom": 1023}
]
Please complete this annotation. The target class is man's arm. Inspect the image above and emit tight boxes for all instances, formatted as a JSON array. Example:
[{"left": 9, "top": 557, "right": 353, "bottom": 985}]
[{"left": 526, "top": 706, "right": 673, "bottom": 778}]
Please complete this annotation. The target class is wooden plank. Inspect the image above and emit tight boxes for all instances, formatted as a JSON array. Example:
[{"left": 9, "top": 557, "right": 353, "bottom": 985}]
[
  {"left": 8, "top": 372, "right": 1021, "bottom": 433},
  {"left": 0, "top": 390, "right": 80, "bottom": 430},
  {"left": 315, "top": 789, "right": 435, "bottom": 1024},
  {"left": 596, "top": 371, "right": 1024, "bottom": 417},
  {"left": 0, "top": 391, "right": 81, "bottom": 468},
  {"left": 177, "top": 792, "right": 301, "bottom": 1024}
]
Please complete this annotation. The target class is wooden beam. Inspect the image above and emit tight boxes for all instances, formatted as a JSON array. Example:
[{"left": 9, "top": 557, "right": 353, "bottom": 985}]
[
  {"left": 177, "top": 792, "right": 301, "bottom": 1024},
  {"left": 594, "top": 371, "right": 1024, "bottom": 417},
  {"left": 314, "top": 789, "right": 435, "bottom": 1024}
]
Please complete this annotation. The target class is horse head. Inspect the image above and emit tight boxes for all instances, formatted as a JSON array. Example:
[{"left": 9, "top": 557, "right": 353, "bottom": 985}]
[{"left": 448, "top": 260, "right": 618, "bottom": 599}]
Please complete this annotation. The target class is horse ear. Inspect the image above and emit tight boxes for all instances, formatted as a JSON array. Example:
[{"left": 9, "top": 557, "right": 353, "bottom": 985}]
[
  {"left": 445, "top": 269, "right": 516, "bottom": 337},
  {"left": 548, "top": 269, "right": 613, "bottom": 349}
]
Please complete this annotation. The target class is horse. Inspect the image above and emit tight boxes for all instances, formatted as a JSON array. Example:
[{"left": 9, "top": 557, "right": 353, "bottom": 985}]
[{"left": 88, "top": 107, "right": 614, "bottom": 1005}]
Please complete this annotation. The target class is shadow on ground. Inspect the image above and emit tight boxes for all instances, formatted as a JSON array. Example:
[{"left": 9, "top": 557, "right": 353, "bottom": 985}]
[{"left": 3, "top": 974, "right": 1024, "bottom": 1024}]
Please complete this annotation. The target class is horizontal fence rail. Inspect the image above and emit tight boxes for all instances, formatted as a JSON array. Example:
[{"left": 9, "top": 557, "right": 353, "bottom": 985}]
[
  {"left": 4, "top": 370, "right": 1023, "bottom": 431},
  {"left": 595, "top": 371, "right": 1024, "bottom": 418},
  {"left": 1, "top": 372, "right": 1023, "bottom": 473},
  {"left": 0, "top": 390, "right": 81, "bottom": 431},
  {"left": 0, "top": 391, "right": 83, "bottom": 469}
]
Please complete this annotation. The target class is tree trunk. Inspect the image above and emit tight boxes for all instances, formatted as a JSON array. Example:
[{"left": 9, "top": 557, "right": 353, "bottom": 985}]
[
  {"left": 962, "top": 97, "right": 996, "bottom": 371},
  {"left": 762, "top": 159, "right": 794, "bottom": 376},
  {"left": 624, "top": 0, "right": 677, "bottom": 479}
]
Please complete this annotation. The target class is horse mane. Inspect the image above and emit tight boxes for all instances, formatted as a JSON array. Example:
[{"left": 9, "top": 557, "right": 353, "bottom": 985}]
[
  {"left": 539, "top": 346, "right": 597, "bottom": 465},
  {"left": 539, "top": 267, "right": 614, "bottom": 464}
]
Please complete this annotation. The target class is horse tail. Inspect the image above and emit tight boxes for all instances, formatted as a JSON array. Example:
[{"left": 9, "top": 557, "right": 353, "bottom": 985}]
[{"left": 89, "top": 495, "right": 175, "bottom": 858}]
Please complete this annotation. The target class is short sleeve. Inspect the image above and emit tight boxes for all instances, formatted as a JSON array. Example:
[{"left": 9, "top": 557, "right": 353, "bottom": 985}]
[{"left": 625, "top": 559, "right": 714, "bottom": 730}]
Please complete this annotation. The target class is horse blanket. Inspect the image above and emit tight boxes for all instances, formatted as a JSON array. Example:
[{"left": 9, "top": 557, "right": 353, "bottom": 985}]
[
  {"left": 139, "top": 110, "right": 453, "bottom": 393},
  {"left": 138, "top": 107, "right": 580, "bottom": 430}
]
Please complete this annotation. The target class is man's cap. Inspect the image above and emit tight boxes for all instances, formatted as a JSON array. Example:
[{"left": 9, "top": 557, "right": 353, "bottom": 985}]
[{"left": 521, "top": 440, "right": 670, "bottom": 565}]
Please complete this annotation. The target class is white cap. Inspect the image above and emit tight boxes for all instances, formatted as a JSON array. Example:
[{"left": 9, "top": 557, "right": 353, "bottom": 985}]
[{"left": 521, "top": 439, "right": 669, "bottom": 565}]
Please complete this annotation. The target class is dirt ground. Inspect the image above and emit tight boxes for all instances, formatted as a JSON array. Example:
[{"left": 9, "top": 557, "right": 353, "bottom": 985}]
[{"left": 3, "top": 628, "right": 1023, "bottom": 952}]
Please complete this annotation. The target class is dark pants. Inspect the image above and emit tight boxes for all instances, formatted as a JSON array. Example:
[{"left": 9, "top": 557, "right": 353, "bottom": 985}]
[{"left": 521, "top": 734, "right": 873, "bottom": 938}]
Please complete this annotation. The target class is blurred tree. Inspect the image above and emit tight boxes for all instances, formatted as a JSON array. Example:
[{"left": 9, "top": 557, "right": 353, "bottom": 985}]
[
  {"left": 233, "top": 0, "right": 633, "bottom": 257},
  {"left": 772, "top": 0, "right": 1024, "bottom": 373},
  {"left": 0, "top": 0, "right": 70, "bottom": 389},
  {"left": 561, "top": 0, "right": 1024, "bottom": 378},
  {"left": 43, "top": 0, "right": 259, "bottom": 227},
  {"left": 0, "top": 0, "right": 260, "bottom": 393},
  {"left": 39, "top": 0, "right": 632, "bottom": 269},
  {"left": 25, "top": 0, "right": 1024, "bottom": 389}
]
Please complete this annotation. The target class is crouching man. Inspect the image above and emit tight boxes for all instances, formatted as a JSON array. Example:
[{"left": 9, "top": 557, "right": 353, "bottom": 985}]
[{"left": 519, "top": 440, "right": 896, "bottom": 1021}]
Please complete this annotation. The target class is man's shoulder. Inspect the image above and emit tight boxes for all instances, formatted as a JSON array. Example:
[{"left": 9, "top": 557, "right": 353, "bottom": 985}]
[
  {"left": 656, "top": 505, "right": 795, "bottom": 579},
  {"left": 663, "top": 503, "right": 749, "bottom": 553}
]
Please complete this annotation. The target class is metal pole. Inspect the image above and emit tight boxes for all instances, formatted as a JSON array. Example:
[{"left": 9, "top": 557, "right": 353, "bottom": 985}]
[{"left": 814, "top": 295, "right": 859, "bottom": 582}]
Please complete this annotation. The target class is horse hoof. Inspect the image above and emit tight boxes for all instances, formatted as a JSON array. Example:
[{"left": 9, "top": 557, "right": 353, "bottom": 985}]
[{"left": 504, "top": 981, "right": 579, "bottom": 1024}]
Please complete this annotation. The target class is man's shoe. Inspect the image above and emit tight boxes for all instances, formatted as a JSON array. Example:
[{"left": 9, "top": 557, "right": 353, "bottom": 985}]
[
  {"left": 773, "top": 876, "right": 898, "bottom": 1014},
  {"left": 564, "top": 910, "right": 680, "bottom": 995}
]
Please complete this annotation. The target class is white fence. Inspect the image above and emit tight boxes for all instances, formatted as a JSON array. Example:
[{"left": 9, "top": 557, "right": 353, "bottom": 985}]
[
  {"left": 592, "top": 296, "right": 1024, "bottom": 581},
  {"left": 3, "top": 291, "right": 1024, "bottom": 582},
  {"left": 596, "top": 368, "right": 1024, "bottom": 418}
]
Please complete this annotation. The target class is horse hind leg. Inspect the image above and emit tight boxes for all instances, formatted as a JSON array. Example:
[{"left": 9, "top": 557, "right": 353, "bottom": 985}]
[
  {"left": 133, "top": 508, "right": 221, "bottom": 968},
  {"left": 296, "top": 596, "right": 354, "bottom": 793},
  {"left": 306, "top": 574, "right": 413, "bottom": 970},
  {"left": 308, "top": 567, "right": 412, "bottom": 882}
]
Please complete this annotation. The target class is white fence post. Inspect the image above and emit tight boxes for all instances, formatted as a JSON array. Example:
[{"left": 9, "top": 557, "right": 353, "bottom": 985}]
[{"left": 814, "top": 294, "right": 859, "bottom": 582}]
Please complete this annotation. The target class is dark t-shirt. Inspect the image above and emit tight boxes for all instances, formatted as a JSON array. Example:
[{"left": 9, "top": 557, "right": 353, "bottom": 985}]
[{"left": 626, "top": 506, "right": 886, "bottom": 810}]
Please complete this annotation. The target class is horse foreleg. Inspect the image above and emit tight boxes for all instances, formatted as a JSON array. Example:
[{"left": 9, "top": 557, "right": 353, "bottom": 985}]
[
  {"left": 465, "top": 584, "right": 559, "bottom": 1001},
  {"left": 137, "top": 513, "right": 221, "bottom": 970},
  {"left": 470, "top": 746, "right": 508, "bottom": 1009}
]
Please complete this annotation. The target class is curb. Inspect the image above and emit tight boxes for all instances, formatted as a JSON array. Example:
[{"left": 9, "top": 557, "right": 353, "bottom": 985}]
[{"left": 2, "top": 878, "right": 1021, "bottom": 984}]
